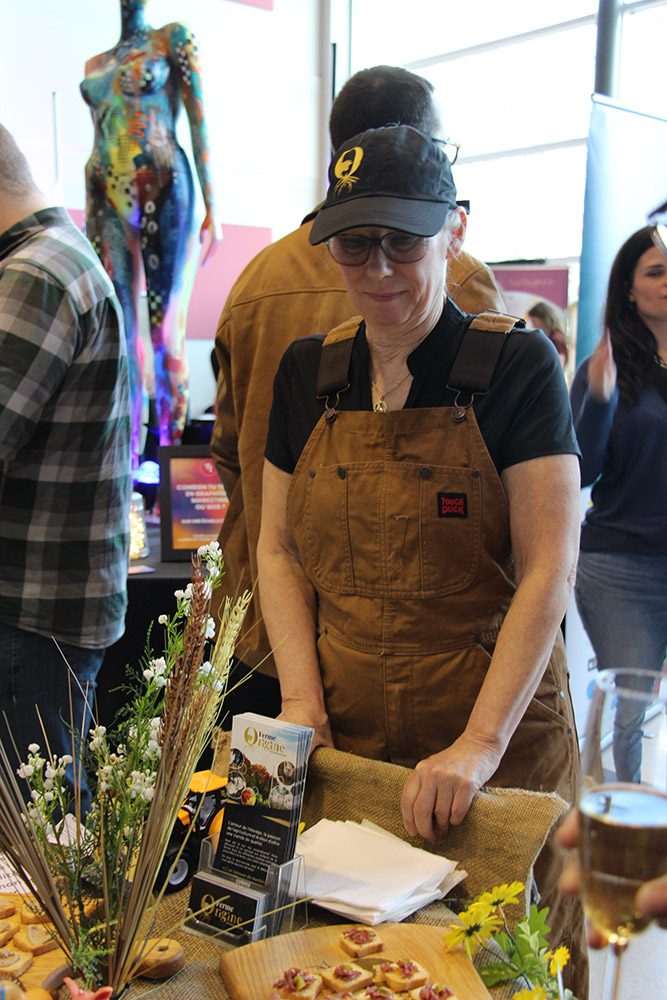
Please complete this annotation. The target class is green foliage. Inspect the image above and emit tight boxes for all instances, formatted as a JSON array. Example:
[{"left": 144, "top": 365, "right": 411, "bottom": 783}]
[{"left": 443, "top": 882, "right": 575, "bottom": 999}]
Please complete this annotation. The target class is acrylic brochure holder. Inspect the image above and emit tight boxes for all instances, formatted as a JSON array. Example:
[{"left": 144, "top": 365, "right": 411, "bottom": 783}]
[{"left": 183, "top": 836, "right": 307, "bottom": 946}]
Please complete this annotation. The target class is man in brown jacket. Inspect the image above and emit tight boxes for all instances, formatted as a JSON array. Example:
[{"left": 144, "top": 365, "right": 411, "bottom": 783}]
[{"left": 210, "top": 66, "right": 505, "bottom": 714}]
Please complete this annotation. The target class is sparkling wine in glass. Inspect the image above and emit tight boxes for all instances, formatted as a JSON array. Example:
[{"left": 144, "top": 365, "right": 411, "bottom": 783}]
[{"left": 579, "top": 668, "right": 667, "bottom": 999}]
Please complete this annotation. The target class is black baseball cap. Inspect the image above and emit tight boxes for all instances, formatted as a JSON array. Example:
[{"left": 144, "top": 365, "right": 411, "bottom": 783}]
[{"left": 309, "top": 124, "right": 458, "bottom": 246}]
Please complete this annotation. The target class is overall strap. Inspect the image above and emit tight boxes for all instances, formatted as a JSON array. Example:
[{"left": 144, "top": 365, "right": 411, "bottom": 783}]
[
  {"left": 315, "top": 316, "right": 361, "bottom": 400},
  {"left": 448, "top": 311, "right": 521, "bottom": 395}
]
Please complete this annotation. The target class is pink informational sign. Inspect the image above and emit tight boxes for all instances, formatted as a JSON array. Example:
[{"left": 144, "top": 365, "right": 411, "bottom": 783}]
[
  {"left": 490, "top": 264, "right": 569, "bottom": 316},
  {"left": 67, "top": 211, "right": 272, "bottom": 342},
  {"left": 187, "top": 222, "right": 272, "bottom": 339},
  {"left": 67, "top": 208, "right": 85, "bottom": 230},
  {"left": 227, "top": 0, "right": 273, "bottom": 8}
]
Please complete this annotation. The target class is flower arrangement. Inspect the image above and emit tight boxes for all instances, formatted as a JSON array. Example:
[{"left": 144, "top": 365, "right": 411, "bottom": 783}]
[
  {"left": 443, "top": 881, "right": 574, "bottom": 999},
  {"left": 0, "top": 541, "right": 250, "bottom": 998}
]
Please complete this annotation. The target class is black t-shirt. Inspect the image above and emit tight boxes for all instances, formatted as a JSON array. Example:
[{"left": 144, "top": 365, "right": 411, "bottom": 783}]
[{"left": 266, "top": 298, "right": 579, "bottom": 475}]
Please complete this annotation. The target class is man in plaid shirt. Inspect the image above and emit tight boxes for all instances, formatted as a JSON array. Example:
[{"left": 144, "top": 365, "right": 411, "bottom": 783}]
[{"left": 0, "top": 124, "right": 131, "bottom": 800}]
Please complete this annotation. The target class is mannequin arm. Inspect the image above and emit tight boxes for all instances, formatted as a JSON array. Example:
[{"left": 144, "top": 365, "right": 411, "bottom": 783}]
[{"left": 168, "top": 23, "right": 221, "bottom": 262}]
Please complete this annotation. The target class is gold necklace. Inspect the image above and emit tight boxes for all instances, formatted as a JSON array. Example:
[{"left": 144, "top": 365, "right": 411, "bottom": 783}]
[{"left": 371, "top": 369, "right": 413, "bottom": 413}]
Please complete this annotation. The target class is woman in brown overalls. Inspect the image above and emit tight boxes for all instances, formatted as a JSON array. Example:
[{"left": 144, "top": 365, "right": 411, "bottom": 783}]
[{"left": 257, "top": 125, "right": 587, "bottom": 994}]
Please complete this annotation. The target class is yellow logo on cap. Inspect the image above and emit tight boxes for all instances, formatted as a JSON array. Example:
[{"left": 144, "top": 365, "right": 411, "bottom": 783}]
[{"left": 333, "top": 146, "right": 364, "bottom": 196}]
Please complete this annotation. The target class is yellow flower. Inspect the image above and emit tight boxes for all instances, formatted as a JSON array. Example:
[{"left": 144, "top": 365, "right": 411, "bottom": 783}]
[
  {"left": 513, "top": 989, "right": 547, "bottom": 1000},
  {"left": 475, "top": 880, "right": 525, "bottom": 909},
  {"left": 443, "top": 902, "right": 501, "bottom": 955},
  {"left": 548, "top": 945, "right": 570, "bottom": 974}
]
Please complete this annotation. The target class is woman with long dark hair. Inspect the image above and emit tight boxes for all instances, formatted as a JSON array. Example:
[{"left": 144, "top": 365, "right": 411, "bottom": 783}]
[{"left": 571, "top": 226, "right": 667, "bottom": 782}]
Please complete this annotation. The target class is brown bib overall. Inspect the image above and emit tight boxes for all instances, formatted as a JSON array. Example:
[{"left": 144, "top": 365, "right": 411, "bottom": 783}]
[{"left": 285, "top": 314, "right": 587, "bottom": 993}]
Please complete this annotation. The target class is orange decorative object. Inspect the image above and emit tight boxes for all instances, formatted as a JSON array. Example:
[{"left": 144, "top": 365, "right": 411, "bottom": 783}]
[{"left": 62, "top": 977, "right": 113, "bottom": 1000}]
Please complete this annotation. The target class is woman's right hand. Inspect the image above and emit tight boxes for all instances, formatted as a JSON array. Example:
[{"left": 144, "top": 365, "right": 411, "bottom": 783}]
[
  {"left": 278, "top": 698, "right": 334, "bottom": 752},
  {"left": 587, "top": 329, "right": 617, "bottom": 403}
]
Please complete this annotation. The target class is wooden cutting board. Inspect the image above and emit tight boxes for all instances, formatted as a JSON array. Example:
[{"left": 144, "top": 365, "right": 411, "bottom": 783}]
[
  {"left": 0, "top": 893, "right": 71, "bottom": 992},
  {"left": 219, "top": 922, "right": 492, "bottom": 999}
]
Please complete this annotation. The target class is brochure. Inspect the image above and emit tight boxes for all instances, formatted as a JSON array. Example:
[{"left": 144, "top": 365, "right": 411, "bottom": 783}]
[{"left": 213, "top": 713, "right": 313, "bottom": 884}]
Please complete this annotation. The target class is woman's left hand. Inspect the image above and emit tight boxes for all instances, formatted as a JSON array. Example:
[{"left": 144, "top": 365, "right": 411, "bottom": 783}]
[
  {"left": 400, "top": 733, "right": 501, "bottom": 842},
  {"left": 199, "top": 209, "right": 222, "bottom": 265}
]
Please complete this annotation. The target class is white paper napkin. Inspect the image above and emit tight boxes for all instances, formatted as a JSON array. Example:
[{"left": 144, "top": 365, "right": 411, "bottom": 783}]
[
  {"left": 0, "top": 853, "right": 30, "bottom": 894},
  {"left": 297, "top": 818, "right": 466, "bottom": 924}
]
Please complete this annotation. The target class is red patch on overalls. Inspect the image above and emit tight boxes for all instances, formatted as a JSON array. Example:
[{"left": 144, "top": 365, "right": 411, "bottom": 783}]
[{"left": 437, "top": 492, "right": 468, "bottom": 517}]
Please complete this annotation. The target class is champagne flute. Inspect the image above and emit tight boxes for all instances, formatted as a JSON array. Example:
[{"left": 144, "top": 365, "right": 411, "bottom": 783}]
[{"left": 578, "top": 668, "right": 667, "bottom": 1000}]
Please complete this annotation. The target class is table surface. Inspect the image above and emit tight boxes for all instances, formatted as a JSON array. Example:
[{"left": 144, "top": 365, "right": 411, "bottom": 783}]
[
  {"left": 128, "top": 891, "right": 515, "bottom": 1000},
  {"left": 128, "top": 521, "right": 195, "bottom": 582}
]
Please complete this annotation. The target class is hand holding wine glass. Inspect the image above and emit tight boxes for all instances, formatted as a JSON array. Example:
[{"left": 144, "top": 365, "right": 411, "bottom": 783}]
[
  {"left": 577, "top": 669, "right": 667, "bottom": 999},
  {"left": 558, "top": 810, "right": 667, "bottom": 938}
]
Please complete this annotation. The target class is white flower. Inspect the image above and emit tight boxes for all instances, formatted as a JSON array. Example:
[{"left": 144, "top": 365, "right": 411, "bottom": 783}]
[
  {"left": 205, "top": 616, "right": 216, "bottom": 639},
  {"left": 17, "top": 763, "right": 34, "bottom": 779},
  {"left": 198, "top": 540, "right": 222, "bottom": 567},
  {"left": 89, "top": 726, "right": 107, "bottom": 751},
  {"left": 158, "top": 614, "right": 168, "bottom": 624},
  {"left": 174, "top": 589, "right": 185, "bottom": 600},
  {"left": 198, "top": 660, "right": 223, "bottom": 692},
  {"left": 60, "top": 754, "right": 73, "bottom": 766},
  {"left": 28, "top": 743, "right": 40, "bottom": 754},
  {"left": 143, "top": 656, "right": 167, "bottom": 684},
  {"left": 45, "top": 767, "right": 57, "bottom": 780}
]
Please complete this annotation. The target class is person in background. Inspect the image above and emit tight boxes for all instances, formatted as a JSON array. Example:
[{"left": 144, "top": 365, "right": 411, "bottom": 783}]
[
  {"left": 526, "top": 299, "right": 569, "bottom": 370},
  {"left": 570, "top": 227, "right": 667, "bottom": 784},
  {"left": 210, "top": 65, "right": 505, "bottom": 718},
  {"left": 257, "top": 124, "right": 586, "bottom": 996},
  {"left": 82, "top": 0, "right": 219, "bottom": 470},
  {"left": 0, "top": 123, "right": 131, "bottom": 807}
]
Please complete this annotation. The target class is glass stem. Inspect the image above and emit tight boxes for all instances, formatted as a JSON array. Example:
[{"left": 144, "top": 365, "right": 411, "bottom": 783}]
[{"left": 603, "top": 938, "right": 629, "bottom": 1000}]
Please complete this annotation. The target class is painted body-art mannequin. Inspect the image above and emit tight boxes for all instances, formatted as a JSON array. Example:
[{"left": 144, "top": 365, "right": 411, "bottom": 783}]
[{"left": 81, "top": 0, "right": 219, "bottom": 468}]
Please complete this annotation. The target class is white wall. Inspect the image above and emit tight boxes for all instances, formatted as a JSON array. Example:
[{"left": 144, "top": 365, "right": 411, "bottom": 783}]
[{"left": 0, "top": 0, "right": 328, "bottom": 415}]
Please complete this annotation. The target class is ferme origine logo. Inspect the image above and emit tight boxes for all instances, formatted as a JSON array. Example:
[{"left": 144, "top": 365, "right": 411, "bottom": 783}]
[
  {"left": 243, "top": 726, "right": 286, "bottom": 755},
  {"left": 200, "top": 893, "right": 245, "bottom": 926},
  {"left": 333, "top": 145, "right": 364, "bottom": 196}
]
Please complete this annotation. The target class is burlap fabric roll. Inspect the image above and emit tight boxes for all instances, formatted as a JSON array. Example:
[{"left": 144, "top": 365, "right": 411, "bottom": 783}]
[{"left": 301, "top": 746, "right": 567, "bottom": 905}]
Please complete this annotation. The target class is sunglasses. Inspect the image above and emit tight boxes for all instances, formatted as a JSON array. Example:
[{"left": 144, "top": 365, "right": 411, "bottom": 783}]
[{"left": 326, "top": 231, "right": 431, "bottom": 267}]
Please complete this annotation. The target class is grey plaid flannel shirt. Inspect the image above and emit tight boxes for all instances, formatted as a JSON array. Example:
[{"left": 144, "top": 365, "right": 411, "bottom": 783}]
[{"left": 0, "top": 208, "right": 131, "bottom": 648}]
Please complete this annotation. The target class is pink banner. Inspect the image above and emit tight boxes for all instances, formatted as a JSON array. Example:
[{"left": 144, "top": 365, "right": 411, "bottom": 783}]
[
  {"left": 491, "top": 265, "right": 569, "bottom": 311},
  {"left": 227, "top": 0, "right": 273, "bottom": 9},
  {"left": 187, "top": 223, "right": 272, "bottom": 339}
]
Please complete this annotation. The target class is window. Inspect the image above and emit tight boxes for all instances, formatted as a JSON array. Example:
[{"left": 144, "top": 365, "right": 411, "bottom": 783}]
[{"left": 344, "top": 0, "right": 667, "bottom": 301}]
